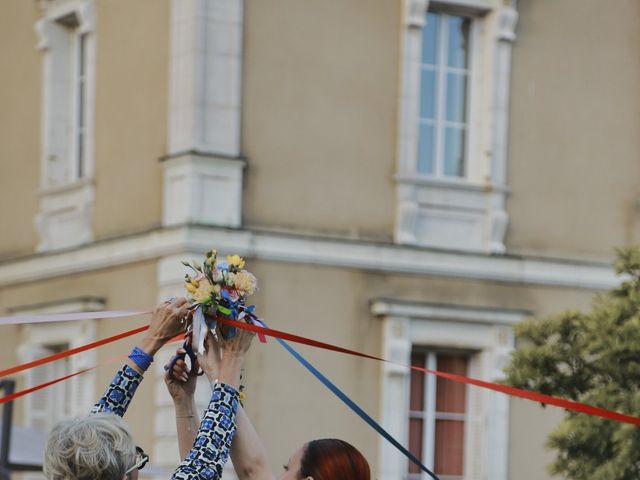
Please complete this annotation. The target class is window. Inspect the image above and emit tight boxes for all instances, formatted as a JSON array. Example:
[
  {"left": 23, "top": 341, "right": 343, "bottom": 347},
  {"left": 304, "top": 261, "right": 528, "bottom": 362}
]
[
  {"left": 408, "top": 350, "right": 468, "bottom": 480},
  {"left": 35, "top": 2, "right": 96, "bottom": 251},
  {"left": 45, "top": 13, "right": 90, "bottom": 185},
  {"left": 418, "top": 13, "right": 471, "bottom": 178},
  {"left": 394, "top": 1, "right": 518, "bottom": 253},
  {"left": 374, "top": 300, "right": 525, "bottom": 480},
  {"left": 13, "top": 299, "right": 99, "bottom": 435}
]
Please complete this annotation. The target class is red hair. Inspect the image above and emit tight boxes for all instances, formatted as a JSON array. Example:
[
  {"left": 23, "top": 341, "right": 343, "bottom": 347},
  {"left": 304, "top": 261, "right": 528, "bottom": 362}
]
[{"left": 299, "top": 439, "right": 370, "bottom": 480}]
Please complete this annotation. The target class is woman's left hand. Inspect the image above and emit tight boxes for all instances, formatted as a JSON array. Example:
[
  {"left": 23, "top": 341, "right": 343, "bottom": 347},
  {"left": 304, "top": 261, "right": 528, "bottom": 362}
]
[{"left": 164, "top": 347, "right": 199, "bottom": 404}]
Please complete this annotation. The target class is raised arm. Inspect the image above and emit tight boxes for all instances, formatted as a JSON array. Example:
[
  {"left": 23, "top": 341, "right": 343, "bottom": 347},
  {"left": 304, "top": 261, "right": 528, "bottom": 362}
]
[
  {"left": 214, "top": 327, "right": 272, "bottom": 480},
  {"left": 165, "top": 348, "right": 201, "bottom": 459},
  {"left": 166, "top": 328, "right": 273, "bottom": 480},
  {"left": 171, "top": 331, "right": 248, "bottom": 479},
  {"left": 230, "top": 406, "right": 273, "bottom": 480},
  {"left": 91, "top": 298, "right": 190, "bottom": 416}
]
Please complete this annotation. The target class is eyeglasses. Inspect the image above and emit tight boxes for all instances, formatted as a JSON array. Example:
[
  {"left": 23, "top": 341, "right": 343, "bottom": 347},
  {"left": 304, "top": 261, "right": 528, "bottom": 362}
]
[{"left": 125, "top": 446, "right": 149, "bottom": 476}]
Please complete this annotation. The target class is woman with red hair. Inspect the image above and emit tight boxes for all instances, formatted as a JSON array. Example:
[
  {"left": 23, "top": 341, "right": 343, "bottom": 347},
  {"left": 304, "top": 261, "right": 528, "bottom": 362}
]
[
  {"left": 165, "top": 332, "right": 371, "bottom": 480},
  {"left": 280, "top": 438, "right": 370, "bottom": 480}
]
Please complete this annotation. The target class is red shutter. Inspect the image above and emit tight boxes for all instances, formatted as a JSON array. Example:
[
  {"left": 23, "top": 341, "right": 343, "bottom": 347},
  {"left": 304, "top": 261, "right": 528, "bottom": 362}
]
[
  {"left": 408, "top": 352, "right": 426, "bottom": 475},
  {"left": 434, "top": 354, "right": 467, "bottom": 477}
]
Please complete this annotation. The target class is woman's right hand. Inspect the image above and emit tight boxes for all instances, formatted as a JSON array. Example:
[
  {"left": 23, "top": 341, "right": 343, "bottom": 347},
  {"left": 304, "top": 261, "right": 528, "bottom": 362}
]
[
  {"left": 217, "top": 325, "right": 255, "bottom": 355},
  {"left": 197, "top": 327, "right": 255, "bottom": 389}
]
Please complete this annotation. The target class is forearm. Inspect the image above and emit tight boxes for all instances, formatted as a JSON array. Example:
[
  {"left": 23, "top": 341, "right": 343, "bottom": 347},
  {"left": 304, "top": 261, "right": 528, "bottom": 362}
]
[
  {"left": 92, "top": 335, "right": 164, "bottom": 416},
  {"left": 231, "top": 406, "right": 273, "bottom": 480},
  {"left": 172, "top": 383, "right": 239, "bottom": 480},
  {"left": 91, "top": 364, "right": 142, "bottom": 416},
  {"left": 174, "top": 398, "right": 200, "bottom": 460},
  {"left": 215, "top": 351, "right": 244, "bottom": 390}
]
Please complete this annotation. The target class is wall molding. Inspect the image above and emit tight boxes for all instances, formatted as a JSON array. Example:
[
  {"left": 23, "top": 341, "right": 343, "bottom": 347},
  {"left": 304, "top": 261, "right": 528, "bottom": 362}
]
[
  {"left": 0, "top": 225, "right": 618, "bottom": 290},
  {"left": 162, "top": 152, "right": 246, "bottom": 228},
  {"left": 371, "top": 299, "right": 531, "bottom": 325}
]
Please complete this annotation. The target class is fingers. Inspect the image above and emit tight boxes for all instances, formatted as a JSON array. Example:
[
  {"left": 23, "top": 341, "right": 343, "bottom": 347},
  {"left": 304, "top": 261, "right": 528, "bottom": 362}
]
[
  {"left": 204, "top": 332, "right": 217, "bottom": 350},
  {"left": 165, "top": 358, "right": 190, "bottom": 382},
  {"left": 172, "top": 297, "right": 189, "bottom": 307}
]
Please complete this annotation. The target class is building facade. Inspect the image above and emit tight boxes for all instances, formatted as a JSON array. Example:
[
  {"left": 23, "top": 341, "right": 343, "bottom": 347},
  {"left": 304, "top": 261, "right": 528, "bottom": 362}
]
[{"left": 1, "top": 0, "right": 639, "bottom": 479}]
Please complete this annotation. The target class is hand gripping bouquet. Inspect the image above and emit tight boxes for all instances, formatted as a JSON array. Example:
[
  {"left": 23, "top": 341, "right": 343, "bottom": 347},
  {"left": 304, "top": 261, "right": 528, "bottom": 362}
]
[{"left": 182, "top": 249, "right": 260, "bottom": 353}]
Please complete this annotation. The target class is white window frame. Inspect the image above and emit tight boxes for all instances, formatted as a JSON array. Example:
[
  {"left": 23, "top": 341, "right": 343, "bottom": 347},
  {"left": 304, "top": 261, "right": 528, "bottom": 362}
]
[
  {"left": 34, "top": 0, "right": 97, "bottom": 252},
  {"left": 13, "top": 298, "right": 100, "bottom": 430},
  {"left": 395, "top": 0, "right": 518, "bottom": 253},
  {"left": 372, "top": 300, "right": 526, "bottom": 480}
]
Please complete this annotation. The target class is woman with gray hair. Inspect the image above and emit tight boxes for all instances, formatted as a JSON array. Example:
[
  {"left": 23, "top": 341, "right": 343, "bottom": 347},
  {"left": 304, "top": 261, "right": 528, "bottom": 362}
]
[{"left": 43, "top": 297, "right": 252, "bottom": 480}]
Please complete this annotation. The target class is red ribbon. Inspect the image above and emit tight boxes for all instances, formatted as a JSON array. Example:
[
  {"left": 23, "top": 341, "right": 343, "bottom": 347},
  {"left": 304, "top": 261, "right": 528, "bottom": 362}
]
[
  {"left": 2, "top": 315, "right": 639, "bottom": 427},
  {"left": 0, "top": 369, "right": 91, "bottom": 404},
  {"left": 0, "top": 325, "right": 149, "bottom": 379},
  {"left": 211, "top": 316, "right": 640, "bottom": 427}
]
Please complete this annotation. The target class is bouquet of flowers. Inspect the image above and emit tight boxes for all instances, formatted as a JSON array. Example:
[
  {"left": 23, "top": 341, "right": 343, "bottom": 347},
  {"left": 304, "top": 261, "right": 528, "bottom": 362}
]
[{"left": 182, "top": 249, "right": 259, "bottom": 353}]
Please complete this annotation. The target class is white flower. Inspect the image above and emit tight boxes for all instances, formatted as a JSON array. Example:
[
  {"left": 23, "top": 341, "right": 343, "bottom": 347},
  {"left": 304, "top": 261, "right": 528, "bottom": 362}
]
[
  {"left": 212, "top": 269, "right": 224, "bottom": 283},
  {"left": 234, "top": 271, "right": 257, "bottom": 295}
]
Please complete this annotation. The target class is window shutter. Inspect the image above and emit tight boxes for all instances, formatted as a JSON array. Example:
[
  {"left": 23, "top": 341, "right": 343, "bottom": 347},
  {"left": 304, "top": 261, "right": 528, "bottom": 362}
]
[{"left": 24, "top": 346, "right": 56, "bottom": 432}]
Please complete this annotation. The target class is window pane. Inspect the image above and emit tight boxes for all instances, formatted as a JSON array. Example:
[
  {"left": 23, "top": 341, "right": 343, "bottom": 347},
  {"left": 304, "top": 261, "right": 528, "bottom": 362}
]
[
  {"left": 408, "top": 418, "right": 424, "bottom": 474},
  {"left": 445, "top": 72, "right": 467, "bottom": 123},
  {"left": 443, "top": 127, "right": 465, "bottom": 177},
  {"left": 417, "top": 124, "right": 435, "bottom": 174},
  {"left": 436, "top": 355, "right": 468, "bottom": 413},
  {"left": 422, "top": 13, "right": 439, "bottom": 65},
  {"left": 434, "top": 420, "right": 465, "bottom": 475},
  {"left": 419, "top": 69, "right": 436, "bottom": 120},
  {"left": 447, "top": 16, "right": 470, "bottom": 69}
]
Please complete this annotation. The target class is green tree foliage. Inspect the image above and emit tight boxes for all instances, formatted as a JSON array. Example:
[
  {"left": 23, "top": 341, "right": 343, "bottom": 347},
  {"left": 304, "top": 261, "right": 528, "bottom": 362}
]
[{"left": 504, "top": 248, "right": 640, "bottom": 479}]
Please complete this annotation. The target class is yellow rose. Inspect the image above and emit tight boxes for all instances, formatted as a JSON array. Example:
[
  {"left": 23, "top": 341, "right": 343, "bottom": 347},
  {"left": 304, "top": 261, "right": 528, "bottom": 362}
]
[
  {"left": 226, "top": 254, "right": 246, "bottom": 270},
  {"left": 234, "top": 271, "right": 257, "bottom": 296},
  {"left": 192, "top": 277, "right": 214, "bottom": 303}
]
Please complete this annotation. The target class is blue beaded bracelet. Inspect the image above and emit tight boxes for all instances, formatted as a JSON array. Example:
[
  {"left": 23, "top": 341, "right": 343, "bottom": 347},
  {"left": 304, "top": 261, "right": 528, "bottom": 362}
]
[{"left": 128, "top": 346, "right": 154, "bottom": 371}]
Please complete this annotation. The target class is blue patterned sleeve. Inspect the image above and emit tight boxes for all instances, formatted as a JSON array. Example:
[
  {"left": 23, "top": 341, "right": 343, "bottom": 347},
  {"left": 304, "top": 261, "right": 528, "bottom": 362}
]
[
  {"left": 171, "top": 383, "right": 239, "bottom": 480},
  {"left": 90, "top": 364, "right": 142, "bottom": 417}
]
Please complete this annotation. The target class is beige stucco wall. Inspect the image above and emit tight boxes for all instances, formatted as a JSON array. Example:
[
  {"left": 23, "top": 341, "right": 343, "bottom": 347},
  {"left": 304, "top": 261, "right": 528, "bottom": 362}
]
[
  {"left": 0, "top": 0, "right": 41, "bottom": 257},
  {"left": 507, "top": 0, "right": 640, "bottom": 262},
  {"left": 93, "top": 0, "right": 170, "bottom": 239},
  {"left": 241, "top": 0, "right": 400, "bottom": 241}
]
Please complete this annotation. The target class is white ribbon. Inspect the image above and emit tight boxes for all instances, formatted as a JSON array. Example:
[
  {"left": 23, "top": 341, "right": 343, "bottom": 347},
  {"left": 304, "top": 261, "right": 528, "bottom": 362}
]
[
  {"left": 0, "top": 310, "right": 151, "bottom": 326},
  {"left": 193, "top": 306, "right": 208, "bottom": 355}
]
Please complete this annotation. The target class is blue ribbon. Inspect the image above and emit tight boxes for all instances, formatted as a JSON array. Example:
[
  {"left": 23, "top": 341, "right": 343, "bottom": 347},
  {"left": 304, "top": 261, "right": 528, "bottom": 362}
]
[{"left": 275, "top": 336, "right": 441, "bottom": 480}]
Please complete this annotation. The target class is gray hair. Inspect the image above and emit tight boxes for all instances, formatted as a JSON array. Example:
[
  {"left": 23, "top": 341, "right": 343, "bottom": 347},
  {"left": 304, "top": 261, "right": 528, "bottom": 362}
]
[{"left": 44, "top": 413, "right": 137, "bottom": 480}]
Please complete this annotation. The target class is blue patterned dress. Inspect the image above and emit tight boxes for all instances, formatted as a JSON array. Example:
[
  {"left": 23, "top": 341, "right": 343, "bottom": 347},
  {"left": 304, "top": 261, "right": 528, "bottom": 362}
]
[{"left": 91, "top": 364, "right": 238, "bottom": 479}]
